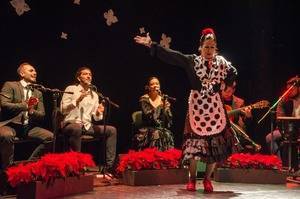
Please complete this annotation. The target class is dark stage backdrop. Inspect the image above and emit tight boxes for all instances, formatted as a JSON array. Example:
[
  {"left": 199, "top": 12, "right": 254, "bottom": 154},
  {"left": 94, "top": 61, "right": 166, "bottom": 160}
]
[{"left": 0, "top": 0, "right": 299, "bottom": 154}]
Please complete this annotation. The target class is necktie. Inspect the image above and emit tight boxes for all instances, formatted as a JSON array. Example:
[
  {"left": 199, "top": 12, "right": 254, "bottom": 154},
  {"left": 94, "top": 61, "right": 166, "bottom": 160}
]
[{"left": 22, "top": 87, "right": 30, "bottom": 125}]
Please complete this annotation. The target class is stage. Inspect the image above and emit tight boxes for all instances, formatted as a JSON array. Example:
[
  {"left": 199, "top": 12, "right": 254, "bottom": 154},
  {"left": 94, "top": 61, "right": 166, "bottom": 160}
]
[{"left": 3, "top": 174, "right": 300, "bottom": 199}]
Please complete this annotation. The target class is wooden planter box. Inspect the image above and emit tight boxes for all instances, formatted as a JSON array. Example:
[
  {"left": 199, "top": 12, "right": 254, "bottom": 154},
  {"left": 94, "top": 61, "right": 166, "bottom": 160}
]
[
  {"left": 17, "top": 174, "right": 94, "bottom": 199},
  {"left": 214, "top": 168, "right": 287, "bottom": 184},
  {"left": 122, "top": 168, "right": 189, "bottom": 186}
]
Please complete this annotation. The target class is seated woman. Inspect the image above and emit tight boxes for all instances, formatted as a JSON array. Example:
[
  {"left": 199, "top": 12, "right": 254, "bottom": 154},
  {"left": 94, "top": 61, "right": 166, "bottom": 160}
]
[{"left": 133, "top": 76, "right": 174, "bottom": 151}]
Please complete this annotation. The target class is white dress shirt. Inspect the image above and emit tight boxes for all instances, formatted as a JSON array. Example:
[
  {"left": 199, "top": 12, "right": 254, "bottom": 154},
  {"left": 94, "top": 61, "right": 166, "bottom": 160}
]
[
  {"left": 20, "top": 79, "right": 32, "bottom": 125},
  {"left": 61, "top": 84, "right": 103, "bottom": 130}
]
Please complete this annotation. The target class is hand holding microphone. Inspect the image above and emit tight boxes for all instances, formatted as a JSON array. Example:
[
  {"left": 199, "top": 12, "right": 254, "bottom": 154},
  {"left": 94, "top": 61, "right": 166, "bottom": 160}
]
[{"left": 76, "top": 89, "right": 89, "bottom": 106}]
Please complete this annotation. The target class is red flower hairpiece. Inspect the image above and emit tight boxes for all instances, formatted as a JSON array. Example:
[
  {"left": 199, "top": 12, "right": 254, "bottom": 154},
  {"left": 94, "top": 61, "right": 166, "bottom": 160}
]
[{"left": 202, "top": 28, "right": 215, "bottom": 36}]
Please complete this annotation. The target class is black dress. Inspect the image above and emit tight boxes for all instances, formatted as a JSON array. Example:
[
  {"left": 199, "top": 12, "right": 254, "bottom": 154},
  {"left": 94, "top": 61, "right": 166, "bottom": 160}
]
[{"left": 133, "top": 94, "right": 175, "bottom": 151}]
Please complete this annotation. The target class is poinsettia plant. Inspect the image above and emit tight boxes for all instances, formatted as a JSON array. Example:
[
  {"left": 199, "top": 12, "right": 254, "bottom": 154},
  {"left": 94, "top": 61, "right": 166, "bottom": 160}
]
[
  {"left": 6, "top": 152, "right": 95, "bottom": 187},
  {"left": 224, "top": 153, "right": 282, "bottom": 170},
  {"left": 117, "top": 148, "right": 182, "bottom": 173}
]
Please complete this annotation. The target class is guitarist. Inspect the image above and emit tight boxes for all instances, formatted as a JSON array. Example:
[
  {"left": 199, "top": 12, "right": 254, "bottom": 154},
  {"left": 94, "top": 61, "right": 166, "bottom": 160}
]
[
  {"left": 221, "top": 81, "right": 257, "bottom": 151},
  {"left": 0, "top": 62, "right": 53, "bottom": 171}
]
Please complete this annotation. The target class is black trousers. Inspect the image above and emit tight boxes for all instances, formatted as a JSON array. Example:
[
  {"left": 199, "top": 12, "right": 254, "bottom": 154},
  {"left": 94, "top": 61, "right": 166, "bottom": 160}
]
[
  {"left": 0, "top": 123, "right": 53, "bottom": 170},
  {"left": 62, "top": 123, "right": 117, "bottom": 168}
]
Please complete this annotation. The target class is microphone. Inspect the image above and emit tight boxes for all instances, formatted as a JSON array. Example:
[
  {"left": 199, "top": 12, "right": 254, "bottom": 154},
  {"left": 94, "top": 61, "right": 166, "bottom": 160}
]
[
  {"left": 156, "top": 88, "right": 177, "bottom": 101},
  {"left": 287, "top": 76, "right": 300, "bottom": 86},
  {"left": 89, "top": 85, "right": 120, "bottom": 108},
  {"left": 89, "top": 84, "right": 97, "bottom": 91},
  {"left": 27, "top": 83, "right": 45, "bottom": 90},
  {"left": 155, "top": 88, "right": 162, "bottom": 95},
  {"left": 163, "top": 95, "right": 177, "bottom": 101},
  {"left": 293, "top": 79, "right": 300, "bottom": 86}
]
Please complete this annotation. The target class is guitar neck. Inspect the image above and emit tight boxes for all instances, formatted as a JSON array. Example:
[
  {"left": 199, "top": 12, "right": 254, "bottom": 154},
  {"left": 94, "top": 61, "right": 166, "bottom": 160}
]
[
  {"left": 227, "top": 107, "right": 245, "bottom": 116},
  {"left": 226, "top": 100, "right": 269, "bottom": 116},
  {"left": 227, "top": 104, "right": 254, "bottom": 116}
]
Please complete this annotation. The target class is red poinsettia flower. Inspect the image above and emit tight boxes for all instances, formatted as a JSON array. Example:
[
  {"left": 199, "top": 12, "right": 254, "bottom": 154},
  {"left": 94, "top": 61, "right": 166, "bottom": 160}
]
[
  {"left": 225, "top": 153, "right": 282, "bottom": 170},
  {"left": 6, "top": 152, "right": 95, "bottom": 187},
  {"left": 116, "top": 148, "right": 182, "bottom": 173}
]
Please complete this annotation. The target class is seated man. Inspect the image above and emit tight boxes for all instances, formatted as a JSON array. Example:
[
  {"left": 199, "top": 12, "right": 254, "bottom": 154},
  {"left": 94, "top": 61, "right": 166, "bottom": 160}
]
[
  {"left": 265, "top": 76, "right": 300, "bottom": 169},
  {"left": 60, "top": 66, "right": 117, "bottom": 173},
  {"left": 221, "top": 81, "right": 261, "bottom": 152},
  {"left": 0, "top": 62, "right": 53, "bottom": 170}
]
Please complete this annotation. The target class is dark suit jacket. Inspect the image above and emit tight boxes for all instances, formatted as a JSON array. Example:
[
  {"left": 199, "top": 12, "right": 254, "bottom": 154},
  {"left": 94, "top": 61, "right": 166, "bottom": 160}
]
[{"left": 0, "top": 81, "right": 45, "bottom": 125}]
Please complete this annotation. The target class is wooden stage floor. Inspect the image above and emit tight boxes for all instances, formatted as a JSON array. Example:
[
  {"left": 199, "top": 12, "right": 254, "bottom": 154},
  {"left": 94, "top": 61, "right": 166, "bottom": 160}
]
[{"left": 2, "top": 174, "right": 300, "bottom": 199}]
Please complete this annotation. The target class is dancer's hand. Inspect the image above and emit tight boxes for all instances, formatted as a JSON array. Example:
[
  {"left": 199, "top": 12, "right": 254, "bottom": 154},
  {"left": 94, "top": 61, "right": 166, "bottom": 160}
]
[{"left": 134, "top": 33, "right": 152, "bottom": 48}]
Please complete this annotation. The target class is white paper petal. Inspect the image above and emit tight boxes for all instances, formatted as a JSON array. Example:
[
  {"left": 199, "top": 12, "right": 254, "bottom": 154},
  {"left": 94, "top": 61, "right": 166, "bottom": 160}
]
[
  {"left": 103, "top": 9, "right": 118, "bottom": 26},
  {"left": 160, "top": 33, "right": 172, "bottom": 49},
  {"left": 73, "top": 0, "right": 80, "bottom": 5},
  {"left": 10, "top": 0, "right": 31, "bottom": 16}
]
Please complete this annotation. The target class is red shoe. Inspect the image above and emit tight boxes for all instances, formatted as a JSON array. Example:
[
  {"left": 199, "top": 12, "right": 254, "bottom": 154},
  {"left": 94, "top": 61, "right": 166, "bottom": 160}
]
[
  {"left": 186, "top": 179, "right": 196, "bottom": 191},
  {"left": 203, "top": 178, "right": 213, "bottom": 193}
]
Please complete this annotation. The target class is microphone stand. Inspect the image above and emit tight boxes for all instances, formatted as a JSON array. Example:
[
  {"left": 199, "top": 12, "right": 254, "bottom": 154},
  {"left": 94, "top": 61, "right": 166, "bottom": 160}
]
[
  {"left": 258, "top": 81, "right": 298, "bottom": 155},
  {"left": 157, "top": 89, "right": 176, "bottom": 102},
  {"left": 160, "top": 91, "right": 176, "bottom": 131},
  {"left": 94, "top": 91, "right": 120, "bottom": 109},
  {"left": 32, "top": 84, "right": 73, "bottom": 152},
  {"left": 91, "top": 86, "right": 119, "bottom": 177}
]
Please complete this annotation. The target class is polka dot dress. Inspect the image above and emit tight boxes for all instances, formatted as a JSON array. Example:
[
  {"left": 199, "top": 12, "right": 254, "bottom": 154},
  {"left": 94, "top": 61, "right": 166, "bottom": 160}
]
[
  {"left": 182, "top": 55, "right": 241, "bottom": 163},
  {"left": 187, "top": 55, "right": 230, "bottom": 136}
]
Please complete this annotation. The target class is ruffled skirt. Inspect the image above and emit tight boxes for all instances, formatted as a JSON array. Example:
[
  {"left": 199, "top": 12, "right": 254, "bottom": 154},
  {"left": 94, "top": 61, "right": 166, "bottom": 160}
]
[
  {"left": 182, "top": 115, "right": 241, "bottom": 164},
  {"left": 133, "top": 127, "right": 175, "bottom": 151}
]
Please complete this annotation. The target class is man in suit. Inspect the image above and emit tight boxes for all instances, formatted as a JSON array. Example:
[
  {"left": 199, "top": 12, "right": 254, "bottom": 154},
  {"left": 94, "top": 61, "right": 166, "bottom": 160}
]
[{"left": 0, "top": 62, "right": 53, "bottom": 170}]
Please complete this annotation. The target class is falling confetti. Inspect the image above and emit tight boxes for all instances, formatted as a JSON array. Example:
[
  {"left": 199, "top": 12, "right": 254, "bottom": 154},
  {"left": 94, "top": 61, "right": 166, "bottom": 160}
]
[
  {"left": 139, "top": 27, "right": 145, "bottom": 34},
  {"left": 103, "top": 9, "right": 118, "bottom": 26},
  {"left": 61, "top": 32, "right": 68, "bottom": 40},
  {"left": 160, "top": 33, "right": 172, "bottom": 49},
  {"left": 10, "top": 0, "right": 31, "bottom": 16},
  {"left": 73, "top": 0, "right": 80, "bottom": 5}
]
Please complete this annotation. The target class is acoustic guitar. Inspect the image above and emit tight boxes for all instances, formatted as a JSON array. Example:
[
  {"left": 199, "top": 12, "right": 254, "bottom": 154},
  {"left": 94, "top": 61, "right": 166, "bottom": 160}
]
[
  {"left": 225, "top": 100, "right": 269, "bottom": 152},
  {"left": 226, "top": 100, "right": 269, "bottom": 117}
]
